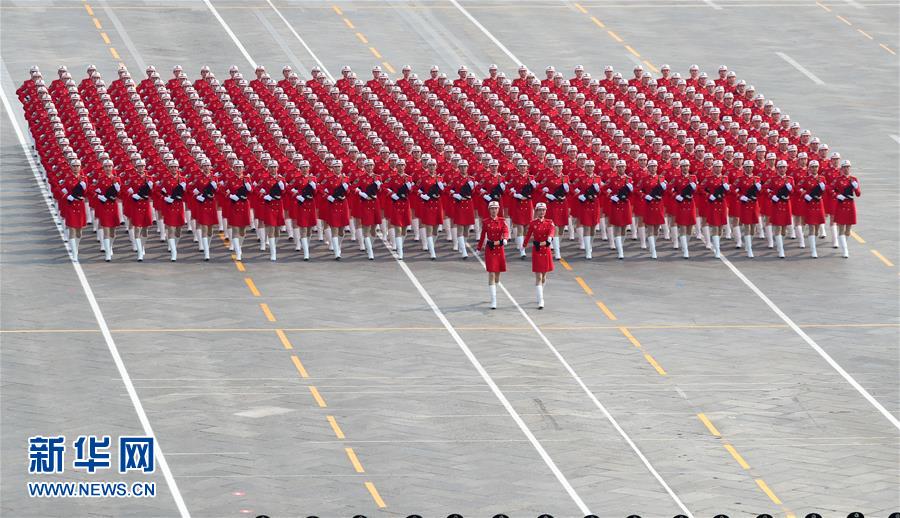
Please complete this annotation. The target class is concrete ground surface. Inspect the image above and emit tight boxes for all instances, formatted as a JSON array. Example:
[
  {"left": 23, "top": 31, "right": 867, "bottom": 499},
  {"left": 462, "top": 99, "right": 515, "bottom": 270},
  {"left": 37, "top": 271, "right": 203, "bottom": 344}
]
[{"left": 1, "top": 1, "right": 898, "bottom": 517}]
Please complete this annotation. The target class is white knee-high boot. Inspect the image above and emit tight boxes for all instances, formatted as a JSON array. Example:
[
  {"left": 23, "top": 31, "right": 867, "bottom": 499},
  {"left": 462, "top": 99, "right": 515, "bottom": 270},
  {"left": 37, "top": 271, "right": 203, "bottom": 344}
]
[
  {"left": 831, "top": 224, "right": 839, "bottom": 248},
  {"left": 639, "top": 226, "right": 647, "bottom": 249},
  {"left": 332, "top": 236, "right": 342, "bottom": 259},
  {"left": 648, "top": 235, "right": 657, "bottom": 259},
  {"left": 71, "top": 237, "right": 80, "bottom": 261},
  {"left": 356, "top": 228, "right": 365, "bottom": 250},
  {"left": 421, "top": 228, "right": 429, "bottom": 250},
  {"left": 552, "top": 236, "right": 561, "bottom": 259},
  {"left": 168, "top": 238, "right": 177, "bottom": 261},
  {"left": 680, "top": 235, "right": 689, "bottom": 258},
  {"left": 365, "top": 236, "right": 374, "bottom": 260},
  {"left": 269, "top": 237, "right": 277, "bottom": 261},
  {"left": 104, "top": 238, "right": 112, "bottom": 261},
  {"left": 839, "top": 235, "right": 849, "bottom": 258},
  {"left": 734, "top": 226, "right": 743, "bottom": 248},
  {"left": 536, "top": 284, "right": 544, "bottom": 309},
  {"left": 234, "top": 237, "right": 243, "bottom": 261},
  {"left": 766, "top": 225, "right": 774, "bottom": 248},
  {"left": 672, "top": 226, "right": 679, "bottom": 248},
  {"left": 797, "top": 225, "right": 806, "bottom": 248},
  {"left": 411, "top": 218, "right": 420, "bottom": 240},
  {"left": 458, "top": 236, "right": 468, "bottom": 258},
  {"left": 395, "top": 236, "right": 404, "bottom": 260},
  {"left": 294, "top": 228, "right": 302, "bottom": 250},
  {"left": 584, "top": 235, "right": 593, "bottom": 259},
  {"left": 614, "top": 236, "right": 624, "bottom": 259},
  {"left": 808, "top": 235, "right": 817, "bottom": 258},
  {"left": 516, "top": 236, "right": 525, "bottom": 257},
  {"left": 202, "top": 236, "right": 210, "bottom": 261},
  {"left": 427, "top": 235, "right": 436, "bottom": 259},
  {"left": 451, "top": 227, "right": 459, "bottom": 250},
  {"left": 489, "top": 284, "right": 497, "bottom": 309},
  {"left": 712, "top": 235, "right": 721, "bottom": 258},
  {"left": 325, "top": 227, "right": 333, "bottom": 250},
  {"left": 775, "top": 234, "right": 785, "bottom": 258},
  {"left": 136, "top": 238, "right": 145, "bottom": 262},
  {"left": 300, "top": 237, "right": 309, "bottom": 260},
  {"left": 576, "top": 226, "right": 585, "bottom": 249},
  {"left": 745, "top": 235, "right": 754, "bottom": 258}
]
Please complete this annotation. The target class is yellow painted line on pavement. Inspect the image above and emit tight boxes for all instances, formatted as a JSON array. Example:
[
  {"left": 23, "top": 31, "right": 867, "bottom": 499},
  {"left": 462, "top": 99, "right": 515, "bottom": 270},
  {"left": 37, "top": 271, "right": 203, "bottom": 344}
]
[
  {"left": 100, "top": 31, "right": 110, "bottom": 44},
  {"left": 881, "top": 43, "right": 896, "bottom": 55},
  {"left": 232, "top": 256, "right": 246, "bottom": 272},
  {"left": 596, "top": 301, "right": 618, "bottom": 321},
  {"left": 275, "top": 328, "right": 293, "bottom": 350},
  {"left": 816, "top": 1, "right": 831, "bottom": 11},
  {"left": 92, "top": 17, "right": 102, "bottom": 28},
  {"left": 624, "top": 45, "right": 641, "bottom": 58},
  {"left": 343, "top": 17, "right": 354, "bottom": 29},
  {"left": 724, "top": 443, "right": 750, "bottom": 469},
  {"left": 345, "top": 447, "right": 365, "bottom": 472},
  {"left": 836, "top": 14, "right": 852, "bottom": 25},
  {"left": 260, "top": 303, "right": 276, "bottom": 321},
  {"left": 355, "top": 32, "right": 368, "bottom": 44},
  {"left": 244, "top": 277, "right": 261, "bottom": 296},
  {"left": 590, "top": 15, "right": 605, "bottom": 28},
  {"left": 857, "top": 28, "right": 873, "bottom": 39},
  {"left": 84, "top": 3, "right": 94, "bottom": 15},
  {"left": 290, "top": 354, "right": 309, "bottom": 378},
  {"left": 327, "top": 415, "right": 345, "bottom": 439},
  {"left": 607, "top": 30, "right": 623, "bottom": 43},
  {"left": 574, "top": 2, "right": 588, "bottom": 13},
  {"left": 871, "top": 249, "right": 894, "bottom": 267},
  {"left": 755, "top": 478, "right": 783, "bottom": 505},
  {"left": 644, "top": 353, "right": 667, "bottom": 375},
  {"left": 618, "top": 327, "right": 642, "bottom": 348},
  {"left": 575, "top": 276, "right": 593, "bottom": 295},
  {"left": 365, "top": 481, "right": 386, "bottom": 508},
  {"left": 332, "top": 5, "right": 342, "bottom": 15},
  {"left": 697, "top": 413, "right": 721, "bottom": 437},
  {"left": 109, "top": 47, "right": 120, "bottom": 60},
  {"left": 382, "top": 61, "right": 395, "bottom": 74},
  {"left": 642, "top": 60, "right": 659, "bottom": 73},
  {"left": 559, "top": 258, "right": 572, "bottom": 270},
  {"left": 849, "top": 230, "right": 865, "bottom": 243},
  {"left": 369, "top": 46, "right": 382, "bottom": 59},
  {"left": 309, "top": 386, "right": 327, "bottom": 407}
]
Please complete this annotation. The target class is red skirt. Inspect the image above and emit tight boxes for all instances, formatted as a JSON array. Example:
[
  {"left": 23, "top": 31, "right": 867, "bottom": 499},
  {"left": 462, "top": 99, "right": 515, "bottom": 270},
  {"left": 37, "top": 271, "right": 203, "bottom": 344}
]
[
  {"left": 96, "top": 201, "right": 121, "bottom": 228},
  {"left": 705, "top": 201, "right": 728, "bottom": 227},
  {"left": 417, "top": 200, "right": 443, "bottom": 226},
  {"left": 674, "top": 200, "right": 696, "bottom": 226},
  {"left": 325, "top": 199, "right": 350, "bottom": 228},
  {"left": 531, "top": 246, "right": 554, "bottom": 273},
  {"left": 833, "top": 200, "right": 857, "bottom": 225},
  {"left": 738, "top": 201, "right": 760, "bottom": 225},
  {"left": 769, "top": 201, "right": 792, "bottom": 226},
  {"left": 389, "top": 200, "right": 412, "bottom": 227},
  {"left": 483, "top": 246, "right": 507, "bottom": 273},
  {"left": 259, "top": 200, "right": 286, "bottom": 227},
  {"left": 229, "top": 200, "right": 252, "bottom": 227},
  {"left": 130, "top": 200, "right": 153, "bottom": 228},
  {"left": 193, "top": 201, "right": 218, "bottom": 226},
  {"left": 64, "top": 200, "right": 87, "bottom": 228},
  {"left": 547, "top": 200, "right": 569, "bottom": 227},
  {"left": 642, "top": 200, "right": 665, "bottom": 226},
  {"left": 163, "top": 200, "right": 186, "bottom": 227},
  {"left": 289, "top": 201, "right": 318, "bottom": 227},
  {"left": 607, "top": 200, "right": 633, "bottom": 227},
  {"left": 509, "top": 198, "right": 533, "bottom": 226},
  {"left": 802, "top": 200, "right": 825, "bottom": 225},
  {"left": 578, "top": 199, "right": 601, "bottom": 227},
  {"left": 452, "top": 199, "right": 476, "bottom": 226},
  {"left": 356, "top": 199, "right": 381, "bottom": 226}
]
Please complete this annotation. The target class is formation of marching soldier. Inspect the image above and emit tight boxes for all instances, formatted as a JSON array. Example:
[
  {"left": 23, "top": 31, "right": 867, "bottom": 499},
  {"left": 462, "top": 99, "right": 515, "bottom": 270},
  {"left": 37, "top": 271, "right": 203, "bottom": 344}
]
[{"left": 18, "top": 62, "right": 860, "bottom": 274}]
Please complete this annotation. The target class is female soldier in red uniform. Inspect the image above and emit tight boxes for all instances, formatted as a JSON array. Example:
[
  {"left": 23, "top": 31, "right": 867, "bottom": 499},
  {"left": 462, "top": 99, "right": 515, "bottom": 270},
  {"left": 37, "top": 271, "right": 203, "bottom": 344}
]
[
  {"left": 798, "top": 160, "right": 826, "bottom": 258},
  {"left": 190, "top": 159, "right": 219, "bottom": 261},
  {"left": 353, "top": 159, "right": 381, "bottom": 260},
  {"left": 159, "top": 160, "right": 186, "bottom": 262},
  {"left": 670, "top": 159, "right": 697, "bottom": 259},
  {"left": 94, "top": 160, "right": 121, "bottom": 262},
  {"left": 322, "top": 160, "right": 351, "bottom": 260},
  {"left": 507, "top": 159, "right": 536, "bottom": 259},
  {"left": 126, "top": 159, "right": 153, "bottom": 262},
  {"left": 61, "top": 159, "right": 88, "bottom": 261},
  {"left": 734, "top": 160, "right": 761, "bottom": 258},
  {"left": 523, "top": 203, "right": 554, "bottom": 309},
  {"left": 831, "top": 160, "right": 860, "bottom": 258},
  {"left": 287, "top": 160, "right": 317, "bottom": 261},
  {"left": 540, "top": 159, "right": 569, "bottom": 260},
  {"left": 638, "top": 160, "right": 666, "bottom": 259},
  {"left": 764, "top": 160, "right": 794, "bottom": 258},
  {"left": 449, "top": 160, "right": 477, "bottom": 260},
  {"left": 416, "top": 159, "right": 444, "bottom": 260},
  {"left": 226, "top": 161, "right": 252, "bottom": 261},
  {"left": 384, "top": 159, "right": 413, "bottom": 260},
  {"left": 574, "top": 160, "right": 602, "bottom": 259},
  {"left": 258, "top": 160, "right": 286, "bottom": 261},
  {"left": 606, "top": 160, "right": 634, "bottom": 260},
  {"left": 476, "top": 201, "right": 509, "bottom": 309},
  {"left": 701, "top": 160, "right": 729, "bottom": 258}
]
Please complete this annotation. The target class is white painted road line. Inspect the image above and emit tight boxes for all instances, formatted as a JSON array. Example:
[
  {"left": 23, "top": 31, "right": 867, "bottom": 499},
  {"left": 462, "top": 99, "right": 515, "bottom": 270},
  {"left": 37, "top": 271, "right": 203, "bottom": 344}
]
[
  {"left": 0, "top": 68, "right": 191, "bottom": 518},
  {"left": 719, "top": 256, "right": 900, "bottom": 431},
  {"left": 253, "top": 9, "right": 311, "bottom": 78},
  {"left": 776, "top": 51, "right": 826, "bottom": 85},
  {"left": 469, "top": 246, "right": 695, "bottom": 517},
  {"left": 201, "top": 0, "right": 256, "bottom": 68},
  {"left": 97, "top": 0, "right": 148, "bottom": 72},
  {"left": 703, "top": 0, "right": 724, "bottom": 10},
  {"left": 890, "top": 134, "right": 900, "bottom": 144},
  {"left": 263, "top": 0, "right": 335, "bottom": 82},
  {"left": 449, "top": 0, "right": 524, "bottom": 67}
]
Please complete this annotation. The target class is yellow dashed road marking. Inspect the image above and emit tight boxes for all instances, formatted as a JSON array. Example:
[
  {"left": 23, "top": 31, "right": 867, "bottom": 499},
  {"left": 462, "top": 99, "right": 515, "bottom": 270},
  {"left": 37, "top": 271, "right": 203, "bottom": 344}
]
[
  {"left": 345, "top": 447, "right": 365, "bottom": 472},
  {"left": 596, "top": 301, "right": 618, "bottom": 321},
  {"left": 275, "top": 328, "right": 293, "bottom": 349},
  {"left": 644, "top": 353, "right": 667, "bottom": 375},
  {"left": 575, "top": 276, "right": 593, "bottom": 295},
  {"left": 260, "top": 303, "right": 276, "bottom": 321},
  {"left": 365, "top": 481, "right": 386, "bottom": 508},
  {"left": 309, "top": 386, "right": 327, "bottom": 407},
  {"left": 871, "top": 249, "right": 894, "bottom": 267},
  {"left": 724, "top": 443, "right": 751, "bottom": 469},
  {"left": 697, "top": 413, "right": 721, "bottom": 437},
  {"left": 327, "top": 415, "right": 345, "bottom": 439},
  {"left": 290, "top": 354, "right": 309, "bottom": 378},
  {"left": 244, "top": 277, "right": 261, "bottom": 296},
  {"left": 756, "top": 478, "right": 783, "bottom": 505}
]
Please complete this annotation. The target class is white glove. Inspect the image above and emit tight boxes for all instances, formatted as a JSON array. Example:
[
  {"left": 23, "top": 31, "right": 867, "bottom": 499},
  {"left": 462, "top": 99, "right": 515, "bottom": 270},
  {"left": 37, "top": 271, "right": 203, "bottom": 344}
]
[
  {"left": 804, "top": 194, "right": 812, "bottom": 201},
  {"left": 132, "top": 194, "right": 142, "bottom": 200},
  {"left": 375, "top": 180, "right": 382, "bottom": 187},
  {"left": 739, "top": 195, "right": 749, "bottom": 202},
  {"left": 98, "top": 194, "right": 108, "bottom": 203},
  {"left": 295, "top": 195, "right": 304, "bottom": 202},
  {"left": 327, "top": 195, "right": 335, "bottom": 202},
  {"left": 785, "top": 183, "right": 793, "bottom": 191},
  {"left": 359, "top": 192, "right": 370, "bottom": 200},
  {"left": 499, "top": 182, "right": 506, "bottom": 189},
  {"left": 66, "top": 195, "right": 75, "bottom": 202},
  {"left": 689, "top": 182, "right": 696, "bottom": 189},
  {"left": 391, "top": 194, "right": 400, "bottom": 201},
  {"left": 210, "top": 181, "right": 217, "bottom": 188},
  {"left": 194, "top": 188, "right": 201, "bottom": 195},
  {"left": 723, "top": 183, "right": 730, "bottom": 190},
  {"left": 818, "top": 182, "right": 826, "bottom": 190},
  {"left": 259, "top": 188, "right": 267, "bottom": 194},
  {"left": 836, "top": 194, "right": 846, "bottom": 201},
  {"left": 644, "top": 194, "right": 653, "bottom": 201},
  {"left": 709, "top": 195, "right": 716, "bottom": 201},
  {"left": 542, "top": 186, "right": 549, "bottom": 192},
  {"left": 437, "top": 181, "right": 445, "bottom": 189},
  {"left": 626, "top": 182, "right": 633, "bottom": 191},
  {"left": 675, "top": 195, "right": 684, "bottom": 202},
  {"left": 164, "top": 196, "right": 174, "bottom": 204},
  {"left": 309, "top": 181, "right": 317, "bottom": 189},
  {"left": 513, "top": 193, "right": 524, "bottom": 200},
  {"left": 263, "top": 195, "right": 273, "bottom": 202},
  {"left": 771, "top": 195, "right": 779, "bottom": 202},
  {"left": 452, "top": 193, "right": 462, "bottom": 200},
  {"left": 196, "top": 195, "right": 206, "bottom": 202},
  {"left": 578, "top": 194, "right": 586, "bottom": 202},
  {"left": 660, "top": 181, "right": 667, "bottom": 189},
  {"left": 113, "top": 182, "right": 120, "bottom": 191},
  {"left": 851, "top": 181, "right": 859, "bottom": 189},
  {"left": 755, "top": 182, "right": 762, "bottom": 189},
  {"left": 611, "top": 195, "right": 620, "bottom": 203},
  {"left": 420, "top": 193, "right": 431, "bottom": 201},
  {"left": 545, "top": 193, "right": 556, "bottom": 201},
  {"left": 483, "top": 194, "right": 493, "bottom": 202},
  {"left": 229, "top": 194, "right": 239, "bottom": 201}
]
